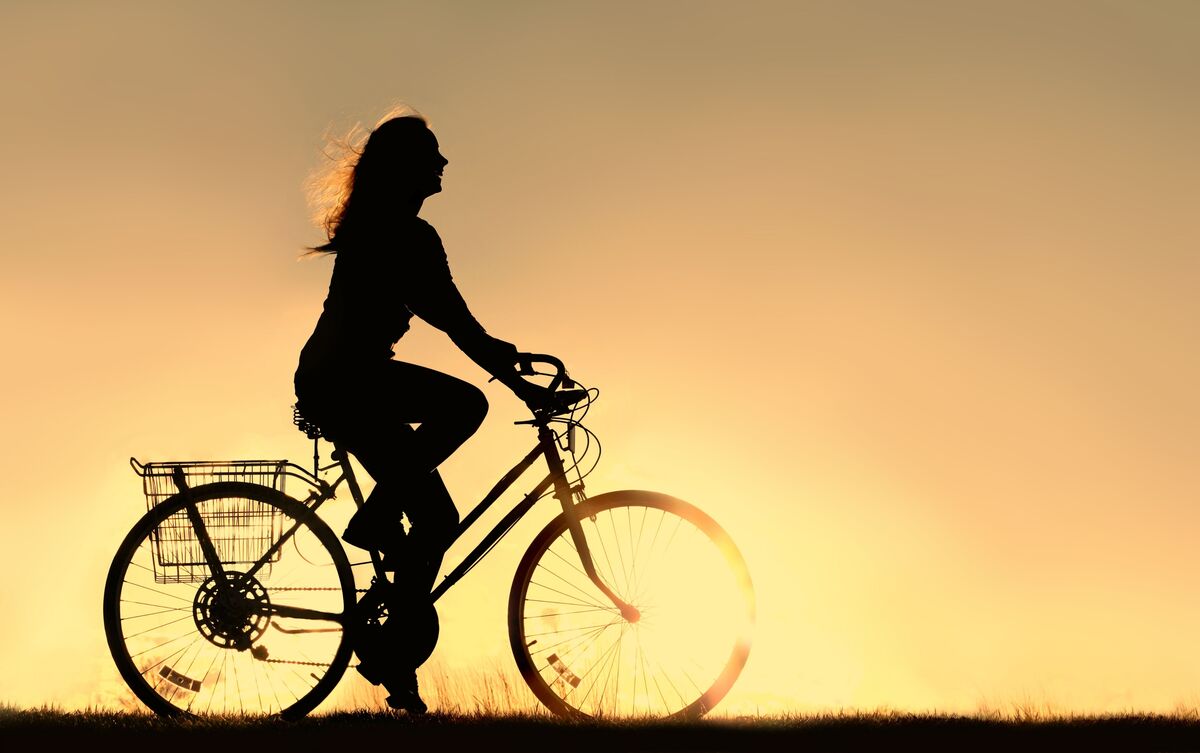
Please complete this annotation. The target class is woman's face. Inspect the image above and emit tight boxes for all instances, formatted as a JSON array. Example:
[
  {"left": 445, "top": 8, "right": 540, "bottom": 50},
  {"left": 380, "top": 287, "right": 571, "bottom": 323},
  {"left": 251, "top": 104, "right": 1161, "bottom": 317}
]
[{"left": 410, "top": 127, "right": 449, "bottom": 200}]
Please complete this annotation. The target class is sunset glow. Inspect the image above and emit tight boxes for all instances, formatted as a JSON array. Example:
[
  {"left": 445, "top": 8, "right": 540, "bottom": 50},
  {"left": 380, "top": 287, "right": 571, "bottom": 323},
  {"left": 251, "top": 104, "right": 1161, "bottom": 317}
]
[{"left": 1, "top": 1, "right": 1198, "bottom": 716}]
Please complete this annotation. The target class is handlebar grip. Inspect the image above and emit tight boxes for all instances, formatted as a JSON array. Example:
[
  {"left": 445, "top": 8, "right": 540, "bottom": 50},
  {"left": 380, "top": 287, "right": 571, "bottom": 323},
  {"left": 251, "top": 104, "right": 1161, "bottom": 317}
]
[{"left": 519, "top": 352, "right": 568, "bottom": 392}]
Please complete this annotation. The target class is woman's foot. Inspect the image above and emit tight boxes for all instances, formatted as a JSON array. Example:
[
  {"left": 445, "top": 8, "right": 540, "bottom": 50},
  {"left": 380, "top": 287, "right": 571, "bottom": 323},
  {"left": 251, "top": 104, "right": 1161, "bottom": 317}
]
[{"left": 385, "top": 672, "right": 428, "bottom": 714}]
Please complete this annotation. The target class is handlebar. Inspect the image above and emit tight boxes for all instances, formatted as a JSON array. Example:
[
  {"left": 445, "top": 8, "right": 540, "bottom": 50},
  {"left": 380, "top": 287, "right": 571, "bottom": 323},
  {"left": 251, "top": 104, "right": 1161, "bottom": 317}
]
[
  {"left": 511, "top": 353, "right": 592, "bottom": 418},
  {"left": 516, "top": 352, "right": 570, "bottom": 392}
]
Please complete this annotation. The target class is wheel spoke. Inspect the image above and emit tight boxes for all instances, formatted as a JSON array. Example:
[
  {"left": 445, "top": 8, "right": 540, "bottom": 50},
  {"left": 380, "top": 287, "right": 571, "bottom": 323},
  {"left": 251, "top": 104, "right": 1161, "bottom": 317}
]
[
  {"left": 120, "top": 602, "right": 190, "bottom": 618},
  {"left": 524, "top": 597, "right": 617, "bottom": 610},
  {"left": 523, "top": 605, "right": 618, "bottom": 619},
  {"left": 124, "top": 613, "right": 195, "bottom": 640},
  {"left": 626, "top": 506, "right": 650, "bottom": 608},
  {"left": 525, "top": 620, "right": 624, "bottom": 639},
  {"left": 606, "top": 508, "right": 632, "bottom": 597},
  {"left": 544, "top": 543, "right": 591, "bottom": 581},
  {"left": 142, "top": 638, "right": 198, "bottom": 681},
  {"left": 532, "top": 616, "right": 623, "bottom": 660},
  {"left": 123, "top": 580, "right": 195, "bottom": 604},
  {"left": 574, "top": 627, "right": 624, "bottom": 707},
  {"left": 533, "top": 562, "right": 614, "bottom": 608},
  {"left": 131, "top": 627, "right": 201, "bottom": 659},
  {"left": 528, "top": 580, "right": 612, "bottom": 611}
]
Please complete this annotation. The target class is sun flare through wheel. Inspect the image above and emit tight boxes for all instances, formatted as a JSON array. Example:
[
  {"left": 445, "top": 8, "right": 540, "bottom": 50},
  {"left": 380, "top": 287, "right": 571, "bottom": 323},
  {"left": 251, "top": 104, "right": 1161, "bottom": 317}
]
[{"left": 509, "top": 491, "right": 754, "bottom": 719}]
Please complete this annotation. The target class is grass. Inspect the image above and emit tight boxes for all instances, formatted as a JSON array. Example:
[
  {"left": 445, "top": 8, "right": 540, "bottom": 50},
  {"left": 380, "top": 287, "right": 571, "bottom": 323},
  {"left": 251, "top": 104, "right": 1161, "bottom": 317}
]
[
  {"left": 7, "top": 705, "right": 1200, "bottom": 751},
  {"left": 14, "top": 663, "right": 1200, "bottom": 749}
]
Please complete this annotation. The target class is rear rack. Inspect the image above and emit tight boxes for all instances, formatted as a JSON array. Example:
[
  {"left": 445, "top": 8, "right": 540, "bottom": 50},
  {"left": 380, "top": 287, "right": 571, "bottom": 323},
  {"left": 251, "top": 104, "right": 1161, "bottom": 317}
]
[
  {"left": 129, "top": 457, "right": 326, "bottom": 584},
  {"left": 129, "top": 457, "right": 325, "bottom": 499}
]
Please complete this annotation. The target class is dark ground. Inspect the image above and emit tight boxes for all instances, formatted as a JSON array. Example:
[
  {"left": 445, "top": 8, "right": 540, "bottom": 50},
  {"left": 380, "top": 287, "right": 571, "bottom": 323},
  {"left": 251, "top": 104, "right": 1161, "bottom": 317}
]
[{"left": 6, "top": 708, "right": 1200, "bottom": 751}]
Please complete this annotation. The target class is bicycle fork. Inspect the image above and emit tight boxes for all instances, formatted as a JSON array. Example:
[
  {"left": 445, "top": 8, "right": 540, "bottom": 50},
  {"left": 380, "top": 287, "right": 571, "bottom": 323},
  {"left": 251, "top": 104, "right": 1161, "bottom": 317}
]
[{"left": 538, "top": 425, "right": 641, "bottom": 624}]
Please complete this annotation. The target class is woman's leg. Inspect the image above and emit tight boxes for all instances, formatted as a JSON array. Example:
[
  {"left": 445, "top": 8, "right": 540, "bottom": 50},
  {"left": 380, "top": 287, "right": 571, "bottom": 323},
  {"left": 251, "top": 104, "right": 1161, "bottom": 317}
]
[
  {"left": 334, "top": 361, "right": 489, "bottom": 584},
  {"left": 381, "top": 359, "right": 490, "bottom": 473}
]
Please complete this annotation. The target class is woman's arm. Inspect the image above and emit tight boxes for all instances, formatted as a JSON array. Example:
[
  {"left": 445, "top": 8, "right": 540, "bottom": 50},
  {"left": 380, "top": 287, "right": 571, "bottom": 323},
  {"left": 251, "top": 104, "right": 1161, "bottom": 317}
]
[{"left": 403, "top": 234, "right": 550, "bottom": 405}]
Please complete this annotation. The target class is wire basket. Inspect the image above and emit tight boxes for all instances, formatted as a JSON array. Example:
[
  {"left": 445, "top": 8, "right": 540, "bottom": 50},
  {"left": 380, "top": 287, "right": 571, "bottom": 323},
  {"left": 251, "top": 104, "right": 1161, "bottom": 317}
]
[{"left": 130, "top": 458, "right": 288, "bottom": 584}]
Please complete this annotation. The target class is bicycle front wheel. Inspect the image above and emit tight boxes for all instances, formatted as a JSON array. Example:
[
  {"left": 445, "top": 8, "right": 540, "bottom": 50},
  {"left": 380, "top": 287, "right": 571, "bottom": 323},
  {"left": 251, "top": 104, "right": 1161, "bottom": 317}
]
[
  {"left": 509, "top": 491, "right": 754, "bottom": 719},
  {"left": 103, "top": 482, "right": 356, "bottom": 718}
]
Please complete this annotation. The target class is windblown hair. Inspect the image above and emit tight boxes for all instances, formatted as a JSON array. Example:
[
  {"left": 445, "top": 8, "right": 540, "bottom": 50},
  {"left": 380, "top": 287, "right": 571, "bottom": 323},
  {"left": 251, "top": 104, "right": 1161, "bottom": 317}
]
[{"left": 306, "top": 104, "right": 430, "bottom": 253}]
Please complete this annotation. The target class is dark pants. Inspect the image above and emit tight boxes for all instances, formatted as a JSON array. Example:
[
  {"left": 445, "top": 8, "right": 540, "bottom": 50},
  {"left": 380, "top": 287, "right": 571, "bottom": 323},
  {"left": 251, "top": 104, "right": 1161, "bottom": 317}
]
[{"left": 295, "top": 360, "right": 488, "bottom": 587}]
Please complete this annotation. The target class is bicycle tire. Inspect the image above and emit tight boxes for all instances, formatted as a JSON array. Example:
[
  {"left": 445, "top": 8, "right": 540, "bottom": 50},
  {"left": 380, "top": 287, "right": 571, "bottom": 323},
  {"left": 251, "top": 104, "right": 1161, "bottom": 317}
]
[
  {"left": 103, "top": 482, "right": 356, "bottom": 718},
  {"left": 508, "top": 490, "right": 754, "bottom": 719}
]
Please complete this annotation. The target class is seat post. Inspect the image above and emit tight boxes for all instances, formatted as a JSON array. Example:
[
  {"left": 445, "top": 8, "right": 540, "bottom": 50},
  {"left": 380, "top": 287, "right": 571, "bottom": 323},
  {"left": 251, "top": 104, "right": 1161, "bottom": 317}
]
[{"left": 292, "top": 404, "right": 326, "bottom": 479}]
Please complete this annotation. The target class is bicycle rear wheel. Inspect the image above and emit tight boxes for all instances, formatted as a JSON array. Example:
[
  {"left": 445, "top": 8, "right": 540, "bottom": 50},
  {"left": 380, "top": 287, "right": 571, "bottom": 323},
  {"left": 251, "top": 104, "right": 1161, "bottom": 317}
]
[
  {"left": 103, "top": 482, "right": 356, "bottom": 718},
  {"left": 509, "top": 491, "right": 754, "bottom": 719}
]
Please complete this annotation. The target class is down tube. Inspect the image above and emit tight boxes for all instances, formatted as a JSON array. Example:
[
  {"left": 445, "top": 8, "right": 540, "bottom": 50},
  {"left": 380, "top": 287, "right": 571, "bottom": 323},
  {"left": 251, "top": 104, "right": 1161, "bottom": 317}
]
[{"left": 431, "top": 473, "right": 555, "bottom": 603}]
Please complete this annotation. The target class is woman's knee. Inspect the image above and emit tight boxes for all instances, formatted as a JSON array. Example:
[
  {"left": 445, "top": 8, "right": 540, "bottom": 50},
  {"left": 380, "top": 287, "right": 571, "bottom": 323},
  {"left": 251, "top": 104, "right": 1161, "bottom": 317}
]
[{"left": 459, "top": 383, "right": 489, "bottom": 432}]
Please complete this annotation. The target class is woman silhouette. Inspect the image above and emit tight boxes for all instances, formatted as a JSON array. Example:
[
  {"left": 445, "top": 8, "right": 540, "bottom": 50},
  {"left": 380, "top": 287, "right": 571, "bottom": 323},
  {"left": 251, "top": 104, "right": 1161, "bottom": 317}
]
[{"left": 294, "top": 113, "right": 550, "bottom": 708}]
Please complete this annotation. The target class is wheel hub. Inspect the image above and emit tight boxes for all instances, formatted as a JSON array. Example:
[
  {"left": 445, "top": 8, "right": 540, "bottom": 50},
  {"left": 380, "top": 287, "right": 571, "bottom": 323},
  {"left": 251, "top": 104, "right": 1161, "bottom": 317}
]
[{"left": 193, "top": 571, "right": 271, "bottom": 650}]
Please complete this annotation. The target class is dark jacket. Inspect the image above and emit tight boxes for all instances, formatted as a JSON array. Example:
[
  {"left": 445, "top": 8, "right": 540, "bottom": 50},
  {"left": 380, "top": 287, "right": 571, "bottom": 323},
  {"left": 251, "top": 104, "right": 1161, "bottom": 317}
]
[{"left": 295, "top": 217, "right": 501, "bottom": 398}]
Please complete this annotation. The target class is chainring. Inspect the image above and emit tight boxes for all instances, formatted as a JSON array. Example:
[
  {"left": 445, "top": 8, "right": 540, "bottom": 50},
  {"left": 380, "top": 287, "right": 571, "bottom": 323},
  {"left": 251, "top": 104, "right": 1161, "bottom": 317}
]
[{"left": 192, "top": 571, "right": 272, "bottom": 650}]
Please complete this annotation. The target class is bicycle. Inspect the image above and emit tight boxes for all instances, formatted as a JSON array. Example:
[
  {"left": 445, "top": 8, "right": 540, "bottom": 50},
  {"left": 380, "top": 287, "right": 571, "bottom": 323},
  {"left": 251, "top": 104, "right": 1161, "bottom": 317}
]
[{"left": 103, "top": 354, "right": 755, "bottom": 719}]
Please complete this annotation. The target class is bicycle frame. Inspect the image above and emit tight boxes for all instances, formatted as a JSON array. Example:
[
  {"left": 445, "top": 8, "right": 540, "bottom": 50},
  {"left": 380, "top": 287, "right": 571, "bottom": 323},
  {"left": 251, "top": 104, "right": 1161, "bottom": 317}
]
[
  {"left": 284, "top": 414, "right": 638, "bottom": 622},
  {"left": 113, "top": 348, "right": 750, "bottom": 719}
]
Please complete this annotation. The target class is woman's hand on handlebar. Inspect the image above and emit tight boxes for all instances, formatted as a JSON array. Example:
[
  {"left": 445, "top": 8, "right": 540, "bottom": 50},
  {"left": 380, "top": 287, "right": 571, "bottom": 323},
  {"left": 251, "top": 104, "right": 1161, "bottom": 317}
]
[
  {"left": 479, "top": 347, "right": 554, "bottom": 409},
  {"left": 480, "top": 348, "right": 569, "bottom": 412},
  {"left": 513, "top": 380, "right": 559, "bottom": 413}
]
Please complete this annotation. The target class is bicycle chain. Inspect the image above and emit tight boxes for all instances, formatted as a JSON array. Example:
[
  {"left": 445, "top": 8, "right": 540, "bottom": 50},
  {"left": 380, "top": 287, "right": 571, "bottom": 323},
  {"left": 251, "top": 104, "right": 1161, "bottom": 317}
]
[
  {"left": 269, "top": 586, "right": 372, "bottom": 594},
  {"left": 260, "top": 657, "right": 335, "bottom": 668},
  {"left": 255, "top": 585, "right": 376, "bottom": 666},
  {"left": 259, "top": 657, "right": 363, "bottom": 671}
]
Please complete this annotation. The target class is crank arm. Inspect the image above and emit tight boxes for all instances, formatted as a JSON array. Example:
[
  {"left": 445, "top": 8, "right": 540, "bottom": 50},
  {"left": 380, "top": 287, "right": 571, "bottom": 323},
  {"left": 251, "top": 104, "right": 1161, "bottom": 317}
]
[{"left": 261, "top": 603, "right": 345, "bottom": 624}]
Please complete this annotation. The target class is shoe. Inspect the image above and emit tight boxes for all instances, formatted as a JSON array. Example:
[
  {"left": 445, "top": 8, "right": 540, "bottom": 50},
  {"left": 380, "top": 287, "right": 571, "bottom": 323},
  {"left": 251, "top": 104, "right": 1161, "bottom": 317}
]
[{"left": 384, "top": 672, "right": 428, "bottom": 715}]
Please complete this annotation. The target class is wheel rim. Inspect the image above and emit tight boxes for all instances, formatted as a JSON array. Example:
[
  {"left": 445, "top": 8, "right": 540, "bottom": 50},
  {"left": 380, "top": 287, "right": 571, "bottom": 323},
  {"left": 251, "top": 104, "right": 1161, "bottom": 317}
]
[
  {"left": 105, "top": 484, "right": 354, "bottom": 717},
  {"left": 512, "top": 494, "right": 754, "bottom": 719}
]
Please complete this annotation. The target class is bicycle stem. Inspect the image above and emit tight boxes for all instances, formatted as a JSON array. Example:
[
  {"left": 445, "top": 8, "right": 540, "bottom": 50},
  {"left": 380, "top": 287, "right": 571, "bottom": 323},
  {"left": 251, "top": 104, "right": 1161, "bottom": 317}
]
[{"left": 538, "top": 424, "right": 641, "bottom": 623}]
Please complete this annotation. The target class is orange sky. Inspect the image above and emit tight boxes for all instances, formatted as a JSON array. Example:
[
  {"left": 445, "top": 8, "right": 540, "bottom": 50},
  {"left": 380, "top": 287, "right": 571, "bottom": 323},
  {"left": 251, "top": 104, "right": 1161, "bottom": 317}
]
[{"left": 1, "top": 1, "right": 1198, "bottom": 714}]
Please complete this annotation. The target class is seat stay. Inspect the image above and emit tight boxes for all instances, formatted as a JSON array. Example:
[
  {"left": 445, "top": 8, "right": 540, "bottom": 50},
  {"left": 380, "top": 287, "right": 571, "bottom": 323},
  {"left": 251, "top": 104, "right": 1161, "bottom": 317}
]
[
  {"left": 240, "top": 473, "right": 344, "bottom": 583},
  {"left": 243, "top": 502, "right": 325, "bottom": 582}
]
